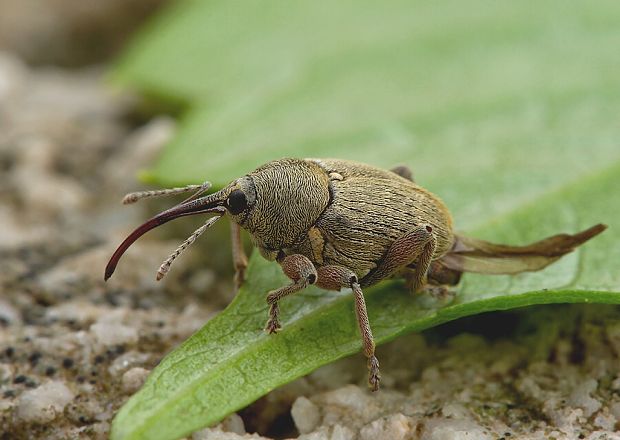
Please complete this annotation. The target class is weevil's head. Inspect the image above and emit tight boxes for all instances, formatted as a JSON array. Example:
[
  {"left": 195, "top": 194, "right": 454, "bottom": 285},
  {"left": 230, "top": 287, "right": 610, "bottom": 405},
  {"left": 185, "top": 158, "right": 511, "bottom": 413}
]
[
  {"left": 104, "top": 158, "right": 330, "bottom": 280},
  {"left": 227, "top": 158, "right": 331, "bottom": 259}
]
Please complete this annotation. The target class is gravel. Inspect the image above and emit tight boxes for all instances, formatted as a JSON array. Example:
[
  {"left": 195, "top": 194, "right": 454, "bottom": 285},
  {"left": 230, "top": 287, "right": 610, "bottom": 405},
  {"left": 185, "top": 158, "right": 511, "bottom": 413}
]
[
  {"left": 16, "top": 381, "right": 74, "bottom": 424},
  {"left": 0, "top": 51, "right": 227, "bottom": 439},
  {"left": 285, "top": 315, "right": 620, "bottom": 440}
]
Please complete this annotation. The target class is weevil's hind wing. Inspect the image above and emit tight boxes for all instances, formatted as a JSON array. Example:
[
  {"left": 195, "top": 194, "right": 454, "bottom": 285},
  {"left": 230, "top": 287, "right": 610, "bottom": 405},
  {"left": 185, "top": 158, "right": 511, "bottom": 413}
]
[{"left": 438, "top": 224, "right": 607, "bottom": 275}]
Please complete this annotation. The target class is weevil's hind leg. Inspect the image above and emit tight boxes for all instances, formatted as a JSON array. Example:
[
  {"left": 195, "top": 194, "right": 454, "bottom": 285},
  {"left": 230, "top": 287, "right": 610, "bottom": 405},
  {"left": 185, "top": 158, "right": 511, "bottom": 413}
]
[
  {"left": 390, "top": 165, "right": 414, "bottom": 182},
  {"left": 405, "top": 261, "right": 460, "bottom": 308},
  {"left": 265, "top": 254, "right": 317, "bottom": 333},
  {"left": 315, "top": 265, "right": 380, "bottom": 391},
  {"left": 405, "top": 272, "right": 455, "bottom": 308},
  {"left": 427, "top": 260, "right": 462, "bottom": 286},
  {"left": 230, "top": 222, "right": 248, "bottom": 289},
  {"left": 408, "top": 229, "right": 437, "bottom": 293},
  {"left": 361, "top": 224, "right": 436, "bottom": 290}
]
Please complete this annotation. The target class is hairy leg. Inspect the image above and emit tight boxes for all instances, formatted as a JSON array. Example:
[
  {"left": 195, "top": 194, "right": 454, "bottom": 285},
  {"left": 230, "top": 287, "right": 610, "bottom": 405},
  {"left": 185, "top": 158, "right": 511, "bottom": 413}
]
[
  {"left": 361, "top": 224, "right": 436, "bottom": 291},
  {"left": 265, "top": 254, "right": 317, "bottom": 333},
  {"left": 404, "top": 261, "right": 459, "bottom": 308},
  {"left": 316, "top": 265, "right": 380, "bottom": 391},
  {"left": 427, "top": 260, "right": 462, "bottom": 286}
]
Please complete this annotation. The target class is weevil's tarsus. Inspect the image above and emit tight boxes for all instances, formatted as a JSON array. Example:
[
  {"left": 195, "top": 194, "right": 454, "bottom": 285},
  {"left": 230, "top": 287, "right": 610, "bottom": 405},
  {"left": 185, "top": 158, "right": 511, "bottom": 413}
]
[
  {"left": 352, "top": 281, "right": 380, "bottom": 391},
  {"left": 440, "top": 223, "right": 607, "bottom": 275},
  {"left": 122, "top": 181, "right": 211, "bottom": 205},
  {"left": 413, "top": 283, "right": 456, "bottom": 309},
  {"left": 264, "top": 254, "right": 317, "bottom": 333},
  {"left": 156, "top": 214, "right": 223, "bottom": 281},
  {"left": 315, "top": 265, "right": 380, "bottom": 391},
  {"left": 104, "top": 190, "right": 227, "bottom": 281}
]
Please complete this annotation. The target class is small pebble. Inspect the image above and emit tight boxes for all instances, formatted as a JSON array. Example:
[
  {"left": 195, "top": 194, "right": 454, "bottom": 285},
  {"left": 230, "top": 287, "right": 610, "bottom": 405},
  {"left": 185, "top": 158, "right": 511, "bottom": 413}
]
[
  {"left": 330, "top": 424, "right": 355, "bottom": 440},
  {"left": 16, "top": 381, "right": 74, "bottom": 423},
  {"left": 292, "top": 396, "right": 320, "bottom": 434},
  {"left": 0, "top": 299, "right": 21, "bottom": 325},
  {"left": 90, "top": 321, "right": 138, "bottom": 347},
  {"left": 421, "top": 418, "right": 494, "bottom": 440},
  {"left": 108, "top": 351, "right": 150, "bottom": 376},
  {"left": 220, "top": 413, "right": 246, "bottom": 435},
  {"left": 0, "top": 363, "right": 14, "bottom": 381},
  {"left": 569, "top": 379, "right": 601, "bottom": 417},
  {"left": 360, "top": 414, "right": 411, "bottom": 440},
  {"left": 121, "top": 367, "right": 150, "bottom": 393}
]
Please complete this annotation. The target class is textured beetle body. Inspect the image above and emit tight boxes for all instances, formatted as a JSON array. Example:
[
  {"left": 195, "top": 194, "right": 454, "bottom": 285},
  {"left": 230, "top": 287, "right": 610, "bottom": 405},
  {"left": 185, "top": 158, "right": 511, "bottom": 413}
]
[
  {"left": 105, "top": 157, "right": 606, "bottom": 391},
  {"left": 274, "top": 159, "right": 454, "bottom": 283}
]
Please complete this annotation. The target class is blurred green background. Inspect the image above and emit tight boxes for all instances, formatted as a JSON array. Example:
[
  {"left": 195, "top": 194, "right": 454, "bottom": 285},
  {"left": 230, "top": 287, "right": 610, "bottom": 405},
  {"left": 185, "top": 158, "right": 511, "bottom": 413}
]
[{"left": 115, "top": 0, "right": 620, "bottom": 228}]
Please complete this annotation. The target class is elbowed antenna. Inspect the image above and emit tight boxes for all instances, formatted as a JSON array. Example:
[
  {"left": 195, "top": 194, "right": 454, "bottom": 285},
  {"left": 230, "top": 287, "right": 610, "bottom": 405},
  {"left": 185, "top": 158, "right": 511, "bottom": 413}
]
[
  {"left": 104, "top": 190, "right": 227, "bottom": 281},
  {"left": 122, "top": 181, "right": 212, "bottom": 205}
]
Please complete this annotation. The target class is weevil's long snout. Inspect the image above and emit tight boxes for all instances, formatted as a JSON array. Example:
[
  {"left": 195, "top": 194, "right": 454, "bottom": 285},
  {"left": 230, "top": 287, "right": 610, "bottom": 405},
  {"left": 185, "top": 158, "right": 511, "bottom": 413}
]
[{"left": 104, "top": 190, "right": 227, "bottom": 281}]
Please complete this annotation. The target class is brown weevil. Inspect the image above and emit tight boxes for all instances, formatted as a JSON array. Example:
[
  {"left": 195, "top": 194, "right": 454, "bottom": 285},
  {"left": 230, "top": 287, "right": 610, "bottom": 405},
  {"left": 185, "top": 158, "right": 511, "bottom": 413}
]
[{"left": 104, "top": 158, "right": 606, "bottom": 391}]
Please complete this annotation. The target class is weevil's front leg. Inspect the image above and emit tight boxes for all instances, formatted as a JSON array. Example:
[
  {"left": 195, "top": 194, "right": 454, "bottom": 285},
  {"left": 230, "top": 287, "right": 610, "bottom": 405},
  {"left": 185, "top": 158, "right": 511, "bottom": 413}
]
[
  {"left": 316, "top": 266, "right": 380, "bottom": 391},
  {"left": 390, "top": 165, "right": 414, "bottom": 182},
  {"left": 361, "top": 224, "right": 436, "bottom": 291},
  {"left": 265, "top": 254, "right": 317, "bottom": 333},
  {"left": 230, "top": 222, "right": 248, "bottom": 289}
]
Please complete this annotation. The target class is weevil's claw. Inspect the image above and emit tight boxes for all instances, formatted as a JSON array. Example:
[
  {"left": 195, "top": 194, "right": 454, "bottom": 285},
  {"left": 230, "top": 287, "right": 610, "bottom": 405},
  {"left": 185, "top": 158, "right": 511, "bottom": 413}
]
[
  {"left": 368, "top": 355, "right": 381, "bottom": 392},
  {"left": 415, "top": 285, "right": 455, "bottom": 309},
  {"left": 265, "top": 301, "right": 281, "bottom": 333},
  {"left": 265, "top": 318, "right": 281, "bottom": 334}
]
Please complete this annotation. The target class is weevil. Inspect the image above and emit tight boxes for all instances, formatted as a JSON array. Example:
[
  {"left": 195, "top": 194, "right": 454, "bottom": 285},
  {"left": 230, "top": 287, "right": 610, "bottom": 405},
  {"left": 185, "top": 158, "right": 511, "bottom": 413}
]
[{"left": 104, "top": 158, "right": 606, "bottom": 391}]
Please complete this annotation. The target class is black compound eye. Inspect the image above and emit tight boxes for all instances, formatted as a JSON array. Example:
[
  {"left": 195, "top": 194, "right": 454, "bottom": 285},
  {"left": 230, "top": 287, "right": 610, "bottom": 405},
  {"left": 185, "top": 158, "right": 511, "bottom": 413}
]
[{"left": 227, "top": 189, "right": 247, "bottom": 215}]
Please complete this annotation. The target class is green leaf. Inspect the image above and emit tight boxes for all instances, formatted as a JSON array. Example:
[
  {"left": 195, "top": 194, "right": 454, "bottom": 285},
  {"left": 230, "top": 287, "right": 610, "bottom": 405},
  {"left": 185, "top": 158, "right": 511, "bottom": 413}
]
[
  {"left": 110, "top": 1, "right": 620, "bottom": 439},
  {"left": 112, "top": 162, "right": 619, "bottom": 440}
]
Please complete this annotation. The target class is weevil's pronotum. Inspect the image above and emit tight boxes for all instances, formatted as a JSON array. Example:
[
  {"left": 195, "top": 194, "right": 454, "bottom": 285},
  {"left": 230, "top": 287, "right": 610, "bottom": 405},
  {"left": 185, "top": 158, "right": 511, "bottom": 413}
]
[{"left": 104, "top": 158, "right": 606, "bottom": 391}]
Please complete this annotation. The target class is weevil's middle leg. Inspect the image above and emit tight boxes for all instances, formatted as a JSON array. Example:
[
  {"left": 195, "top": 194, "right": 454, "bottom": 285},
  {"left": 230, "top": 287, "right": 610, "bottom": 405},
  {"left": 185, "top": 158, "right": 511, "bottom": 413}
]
[
  {"left": 265, "top": 254, "right": 317, "bottom": 333},
  {"left": 230, "top": 222, "right": 248, "bottom": 289},
  {"left": 315, "top": 265, "right": 380, "bottom": 391}
]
